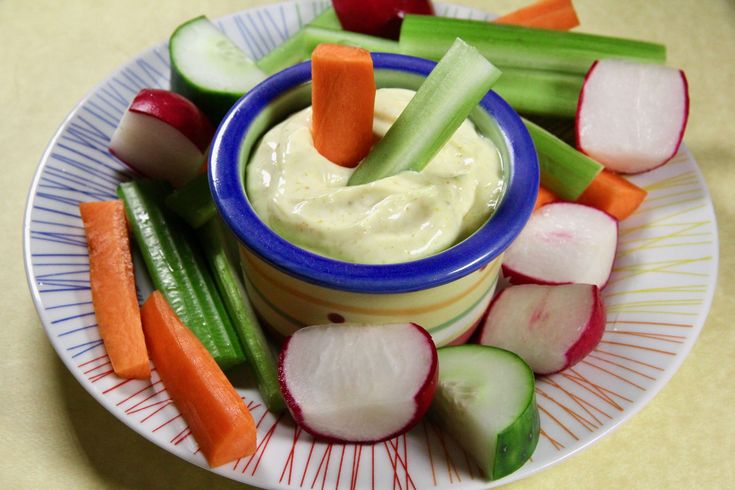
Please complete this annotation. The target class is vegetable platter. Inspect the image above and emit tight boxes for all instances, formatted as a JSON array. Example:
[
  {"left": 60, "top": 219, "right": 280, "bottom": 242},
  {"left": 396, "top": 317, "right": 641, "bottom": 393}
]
[{"left": 23, "top": 1, "right": 718, "bottom": 488}]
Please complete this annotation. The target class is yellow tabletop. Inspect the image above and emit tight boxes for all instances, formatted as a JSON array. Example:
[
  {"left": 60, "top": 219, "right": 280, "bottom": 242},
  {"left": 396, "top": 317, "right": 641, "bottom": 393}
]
[{"left": 2, "top": 0, "right": 733, "bottom": 488}]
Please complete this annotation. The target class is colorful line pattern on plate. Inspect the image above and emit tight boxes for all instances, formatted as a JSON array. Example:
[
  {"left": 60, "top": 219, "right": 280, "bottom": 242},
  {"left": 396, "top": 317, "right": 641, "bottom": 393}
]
[{"left": 23, "top": 2, "right": 717, "bottom": 489}]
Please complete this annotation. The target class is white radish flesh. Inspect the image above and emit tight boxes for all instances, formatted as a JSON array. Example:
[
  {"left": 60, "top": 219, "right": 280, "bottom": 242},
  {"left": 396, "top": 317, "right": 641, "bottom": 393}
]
[
  {"left": 576, "top": 59, "right": 689, "bottom": 174},
  {"left": 278, "top": 323, "right": 437, "bottom": 443},
  {"left": 109, "top": 89, "right": 213, "bottom": 187},
  {"left": 502, "top": 202, "right": 618, "bottom": 288},
  {"left": 478, "top": 283, "right": 606, "bottom": 374}
]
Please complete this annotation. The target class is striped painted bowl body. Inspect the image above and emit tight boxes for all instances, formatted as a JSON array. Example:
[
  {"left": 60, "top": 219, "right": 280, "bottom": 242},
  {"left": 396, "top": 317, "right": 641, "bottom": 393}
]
[{"left": 210, "top": 53, "right": 538, "bottom": 345}]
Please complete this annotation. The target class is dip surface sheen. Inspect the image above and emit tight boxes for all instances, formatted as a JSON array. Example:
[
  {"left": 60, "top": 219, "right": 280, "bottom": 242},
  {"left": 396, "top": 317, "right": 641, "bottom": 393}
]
[{"left": 246, "top": 88, "right": 503, "bottom": 265}]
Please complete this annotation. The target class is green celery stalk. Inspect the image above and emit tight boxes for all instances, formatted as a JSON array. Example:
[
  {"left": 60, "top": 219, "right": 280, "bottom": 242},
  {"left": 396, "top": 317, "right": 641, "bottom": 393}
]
[
  {"left": 524, "top": 120, "right": 602, "bottom": 200},
  {"left": 165, "top": 173, "right": 215, "bottom": 228},
  {"left": 348, "top": 38, "right": 501, "bottom": 186},
  {"left": 256, "top": 7, "right": 345, "bottom": 75},
  {"left": 302, "top": 26, "right": 401, "bottom": 55},
  {"left": 198, "top": 218, "right": 285, "bottom": 413},
  {"left": 118, "top": 180, "right": 246, "bottom": 370},
  {"left": 399, "top": 15, "right": 666, "bottom": 74},
  {"left": 493, "top": 68, "right": 583, "bottom": 117}
]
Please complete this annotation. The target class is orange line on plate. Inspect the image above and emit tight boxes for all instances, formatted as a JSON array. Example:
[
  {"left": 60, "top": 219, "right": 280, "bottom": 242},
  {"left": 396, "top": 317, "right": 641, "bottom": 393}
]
[
  {"left": 581, "top": 360, "right": 646, "bottom": 390},
  {"left": 598, "top": 339, "right": 676, "bottom": 355},
  {"left": 593, "top": 348, "right": 665, "bottom": 371},
  {"left": 587, "top": 354, "right": 657, "bottom": 381},
  {"left": 537, "top": 402, "right": 579, "bottom": 441}
]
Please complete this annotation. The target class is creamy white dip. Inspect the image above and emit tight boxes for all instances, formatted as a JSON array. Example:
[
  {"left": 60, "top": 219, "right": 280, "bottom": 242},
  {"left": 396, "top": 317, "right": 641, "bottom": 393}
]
[{"left": 246, "top": 88, "right": 503, "bottom": 264}]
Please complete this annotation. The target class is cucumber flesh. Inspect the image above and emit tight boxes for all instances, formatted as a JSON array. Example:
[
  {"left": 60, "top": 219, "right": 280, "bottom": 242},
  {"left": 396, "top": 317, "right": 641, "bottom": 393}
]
[
  {"left": 431, "top": 345, "right": 539, "bottom": 480},
  {"left": 169, "top": 16, "right": 267, "bottom": 123}
]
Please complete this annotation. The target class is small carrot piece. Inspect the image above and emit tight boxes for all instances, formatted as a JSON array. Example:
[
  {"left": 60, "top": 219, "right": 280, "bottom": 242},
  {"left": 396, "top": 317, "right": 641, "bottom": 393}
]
[
  {"left": 140, "top": 291, "right": 256, "bottom": 467},
  {"left": 311, "top": 43, "right": 376, "bottom": 167},
  {"left": 576, "top": 169, "right": 648, "bottom": 221},
  {"left": 494, "top": 0, "right": 580, "bottom": 31},
  {"left": 80, "top": 200, "right": 150, "bottom": 379},
  {"left": 534, "top": 185, "right": 558, "bottom": 210}
]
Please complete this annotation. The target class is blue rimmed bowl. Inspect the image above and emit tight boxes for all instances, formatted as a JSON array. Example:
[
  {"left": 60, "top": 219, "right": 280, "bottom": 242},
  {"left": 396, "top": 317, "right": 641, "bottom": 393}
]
[{"left": 210, "top": 52, "right": 538, "bottom": 345}]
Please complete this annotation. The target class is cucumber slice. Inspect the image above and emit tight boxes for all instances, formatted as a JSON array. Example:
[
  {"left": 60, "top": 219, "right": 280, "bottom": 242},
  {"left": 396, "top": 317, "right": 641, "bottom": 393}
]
[
  {"left": 169, "top": 16, "right": 267, "bottom": 124},
  {"left": 431, "top": 345, "right": 540, "bottom": 480}
]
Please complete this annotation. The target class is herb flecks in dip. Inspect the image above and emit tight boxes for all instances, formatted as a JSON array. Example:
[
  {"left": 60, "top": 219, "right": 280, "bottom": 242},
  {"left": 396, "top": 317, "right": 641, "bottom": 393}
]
[{"left": 246, "top": 88, "right": 503, "bottom": 264}]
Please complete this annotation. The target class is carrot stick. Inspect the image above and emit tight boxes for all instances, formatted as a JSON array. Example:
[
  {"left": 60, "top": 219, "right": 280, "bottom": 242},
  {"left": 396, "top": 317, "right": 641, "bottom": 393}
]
[
  {"left": 534, "top": 185, "right": 558, "bottom": 210},
  {"left": 494, "top": 0, "right": 580, "bottom": 31},
  {"left": 140, "top": 291, "right": 256, "bottom": 467},
  {"left": 576, "top": 169, "right": 648, "bottom": 220},
  {"left": 80, "top": 200, "right": 150, "bottom": 379},
  {"left": 311, "top": 43, "right": 376, "bottom": 167}
]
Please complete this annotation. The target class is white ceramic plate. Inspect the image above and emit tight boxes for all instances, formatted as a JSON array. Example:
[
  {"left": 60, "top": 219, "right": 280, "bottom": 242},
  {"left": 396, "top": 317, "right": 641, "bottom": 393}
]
[{"left": 23, "top": 1, "right": 718, "bottom": 488}]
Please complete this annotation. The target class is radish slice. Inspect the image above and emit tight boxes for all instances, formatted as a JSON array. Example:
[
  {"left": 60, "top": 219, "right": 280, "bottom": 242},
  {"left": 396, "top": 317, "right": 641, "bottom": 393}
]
[
  {"left": 576, "top": 59, "right": 690, "bottom": 174},
  {"left": 278, "top": 323, "right": 438, "bottom": 443},
  {"left": 478, "top": 284, "right": 606, "bottom": 374},
  {"left": 109, "top": 89, "right": 214, "bottom": 187},
  {"left": 502, "top": 202, "right": 618, "bottom": 288}
]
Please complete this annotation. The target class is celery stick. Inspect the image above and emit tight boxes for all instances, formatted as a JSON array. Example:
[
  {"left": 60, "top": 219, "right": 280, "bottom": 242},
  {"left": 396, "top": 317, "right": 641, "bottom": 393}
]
[
  {"left": 165, "top": 173, "right": 215, "bottom": 228},
  {"left": 348, "top": 38, "right": 501, "bottom": 186},
  {"left": 303, "top": 26, "right": 401, "bottom": 55},
  {"left": 256, "top": 7, "right": 344, "bottom": 75},
  {"left": 256, "top": 31, "right": 308, "bottom": 75},
  {"left": 399, "top": 15, "right": 666, "bottom": 75},
  {"left": 199, "top": 218, "right": 285, "bottom": 413},
  {"left": 493, "top": 68, "right": 583, "bottom": 117},
  {"left": 524, "top": 119, "right": 602, "bottom": 200},
  {"left": 307, "top": 7, "right": 342, "bottom": 29}
]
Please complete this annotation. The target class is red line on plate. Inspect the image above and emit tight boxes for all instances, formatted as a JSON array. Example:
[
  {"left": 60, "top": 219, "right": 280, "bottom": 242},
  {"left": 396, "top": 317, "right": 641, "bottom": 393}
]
[
  {"left": 429, "top": 422, "right": 460, "bottom": 484},
  {"left": 102, "top": 377, "right": 133, "bottom": 395},
  {"left": 77, "top": 353, "right": 109, "bottom": 368},
  {"left": 83, "top": 360, "right": 111, "bottom": 374},
  {"left": 280, "top": 425, "right": 302, "bottom": 485},
  {"left": 153, "top": 413, "right": 182, "bottom": 433},
  {"left": 335, "top": 443, "right": 346, "bottom": 490},
  {"left": 382, "top": 440, "right": 402, "bottom": 490},
  {"left": 309, "top": 443, "right": 333, "bottom": 490},
  {"left": 141, "top": 401, "right": 173, "bottom": 423},
  {"left": 123, "top": 386, "right": 166, "bottom": 414},
  {"left": 300, "top": 437, "right": 318, "bottom": 488},
  {"left": 422, "top": 421, "right": 437, "bottom": 486},
  {"left": 89, "top": 369, "right": 114, "bottom": 383},
  {"left": 249, "top": 413, "right": 283, "bottom": 477}
]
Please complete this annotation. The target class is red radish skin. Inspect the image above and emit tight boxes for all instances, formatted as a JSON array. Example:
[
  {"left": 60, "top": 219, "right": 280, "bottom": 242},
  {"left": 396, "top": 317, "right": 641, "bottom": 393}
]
[
  {"left": 575, "top": 60, "right": 690, "bottom": 174},
  {"left": 128, "top": 89, "right": 213, "bottom": 152},
  {"left": 478, "top": 283, "right": 606, "bottom": 374},
  {"left": 110, "top": 89, "right": 214, "bottom": 187},
  {"left": 332, "top": 0, "right": 434, "bottom": 39},
  {"left": 502, "top": 202, "right": 618, "bottom": 289},
  {"left": 278, "top": 322, "right": 438, "bottom": 444}
]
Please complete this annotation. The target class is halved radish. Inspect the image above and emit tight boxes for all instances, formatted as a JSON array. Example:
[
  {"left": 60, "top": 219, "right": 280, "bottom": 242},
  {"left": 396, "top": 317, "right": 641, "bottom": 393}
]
[
  {"left": 431, "top": 345, "right": 539, "bottom": 480},
  {"left": 576, "top": 59, "right": 690, "bottom": 174},
  {"left": 478, "top": 283, "right": 605, "bottom": 374},
  {"left": 502, "top": 202, "right": 618, "bottom": 288},
  {"left": 109, "top": 88, "right": 214, "bottom": 187},
  {"left": 278, "top": 323, "right": 437, "bottom": 443}
]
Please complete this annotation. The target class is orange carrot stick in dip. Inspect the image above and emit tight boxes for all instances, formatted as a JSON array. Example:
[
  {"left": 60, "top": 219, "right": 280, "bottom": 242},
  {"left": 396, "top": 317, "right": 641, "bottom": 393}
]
[
  {"left": 494, "top": 0, "right": 580, "bottom": 31},
  {"left": 140, "top": 291, "right": 256, "bottom": 467},
  {"left": 534, "top": 185, "right": 558, "bottom": 210},
  {"left": 80, "top": 200, "right": 150, "bottom": 379},
  {"left": 576, "top": 169, "right": 648, "bottom": 221},
  {"left": 311, "top": 43, "right": 376, "bottom": 168}
]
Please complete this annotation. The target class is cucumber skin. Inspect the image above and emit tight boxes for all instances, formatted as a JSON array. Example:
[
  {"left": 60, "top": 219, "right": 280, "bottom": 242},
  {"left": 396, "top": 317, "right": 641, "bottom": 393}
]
[
  {"left": 432, "top": 345, "right": 539, "bottom": 480},
  {"left": 492, "top": 391, "right": 540, "bottom": 480},
  {"left": 169, "top": 16, "right": 265, "bottom": 125}
]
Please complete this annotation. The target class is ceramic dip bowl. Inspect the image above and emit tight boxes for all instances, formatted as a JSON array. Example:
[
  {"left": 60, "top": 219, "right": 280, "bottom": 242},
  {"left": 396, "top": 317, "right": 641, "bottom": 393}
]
[{"left": 210, "top": 52, "right": 538, "bottom": 346}]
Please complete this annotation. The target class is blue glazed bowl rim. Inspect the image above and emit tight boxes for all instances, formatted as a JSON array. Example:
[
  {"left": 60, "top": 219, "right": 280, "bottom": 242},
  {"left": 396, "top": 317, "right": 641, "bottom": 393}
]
[{"left": 210, "top": 52, "right": 538, "bottom": 294}]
